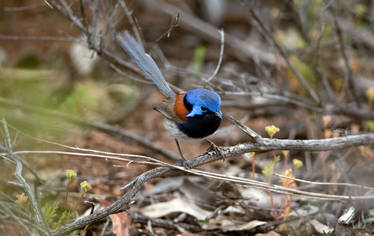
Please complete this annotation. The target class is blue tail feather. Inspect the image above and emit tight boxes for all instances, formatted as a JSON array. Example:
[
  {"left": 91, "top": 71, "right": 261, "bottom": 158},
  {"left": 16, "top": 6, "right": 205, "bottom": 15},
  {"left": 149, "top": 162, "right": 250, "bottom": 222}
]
[{"left": 116, "top": 31, "right": 175, "bottom": 99}]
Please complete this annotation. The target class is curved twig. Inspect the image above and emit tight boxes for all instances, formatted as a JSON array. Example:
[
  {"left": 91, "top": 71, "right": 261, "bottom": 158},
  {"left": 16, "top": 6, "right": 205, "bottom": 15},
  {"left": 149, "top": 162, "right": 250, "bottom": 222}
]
[{"left": 51, "top": 131, "right": 374, "bottom": 235}]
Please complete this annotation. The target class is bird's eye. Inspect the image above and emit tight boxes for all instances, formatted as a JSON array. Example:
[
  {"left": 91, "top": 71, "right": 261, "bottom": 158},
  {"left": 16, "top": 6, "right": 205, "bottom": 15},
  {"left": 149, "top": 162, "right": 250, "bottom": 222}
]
[{"left": 201, "top": 107, "right": 207, "bottom": 112}]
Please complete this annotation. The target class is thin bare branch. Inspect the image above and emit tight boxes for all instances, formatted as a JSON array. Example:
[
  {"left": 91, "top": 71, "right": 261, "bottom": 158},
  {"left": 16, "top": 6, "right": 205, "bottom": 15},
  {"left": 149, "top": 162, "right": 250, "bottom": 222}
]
[
  {"left": 228, "top": 116, "right": 260, "bottom": 143},
  {"left": 0, "top": 97, "right": 179, "bottom": 161},
  {"left": 274, "top": 173, "right": 374, "bottom": 191},
  {"left": 3, "top": 3, "right": 43, "bottom": 12},
  {"left": 50, "top": 129, "right": 374, "bottom": 235},
  {"left": 154, "top": 13, "right": 180, "bottom": 42},
  {"left": 0, "top": 202, "right": 33, "bottom": 235},
  {"left": 331, "top": 7, "right": 360, "bottom": 106},
  {"left": 119, "top": 0, "right": 142, "bottom": 43},
  {"left": 6, "top": 150, "right": 158, "bottom": 167},
  {"left": 248, "top": 7, "right": 320, "bottom": 104},
  {"left": 314, "top": 2, "right": 336, "bottom": 103},
  {"left": 0, "top": 35, "right": 79, "bottom": 42},
  {"left": 139, "top": 0, "right": 277, "bottom": 65},
  {"left": 222, "top": 91, "right": 322, "bottom": 112},
  {"left": 1, "top": 120, "right": 50, "bottom": 235},
  {"left": 205, "top": 29, "right": 225, "bottom": 83}
]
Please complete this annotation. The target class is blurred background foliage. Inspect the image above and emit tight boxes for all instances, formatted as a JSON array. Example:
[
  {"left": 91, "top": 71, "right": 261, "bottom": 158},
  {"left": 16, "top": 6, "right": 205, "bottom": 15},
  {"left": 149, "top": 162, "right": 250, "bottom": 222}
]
[{"left": 1, "top": 0, "right": 374, "bottom": 235}]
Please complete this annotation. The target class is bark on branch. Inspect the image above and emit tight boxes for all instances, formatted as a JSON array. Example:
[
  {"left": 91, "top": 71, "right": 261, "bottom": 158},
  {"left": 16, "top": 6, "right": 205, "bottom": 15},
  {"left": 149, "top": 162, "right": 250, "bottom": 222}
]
[{"left": 51, "top": 133, "right": 374, "bottom": 235}]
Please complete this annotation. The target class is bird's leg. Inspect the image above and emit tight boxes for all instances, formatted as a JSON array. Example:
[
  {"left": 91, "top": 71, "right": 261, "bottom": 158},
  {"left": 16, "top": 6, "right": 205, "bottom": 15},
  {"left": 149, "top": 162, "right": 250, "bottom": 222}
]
[
  {"left": 206, "top": 139, "right": 225, "bottom": 161},
  {"left": 175, "top": 139, "right": 191, "bottom": 169}
]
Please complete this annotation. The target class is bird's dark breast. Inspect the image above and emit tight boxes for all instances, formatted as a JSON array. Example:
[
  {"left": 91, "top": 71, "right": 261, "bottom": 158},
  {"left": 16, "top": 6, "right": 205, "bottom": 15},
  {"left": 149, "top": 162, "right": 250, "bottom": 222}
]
[{"left": 177, "top": 113, "right": 221, "bottom": 138}]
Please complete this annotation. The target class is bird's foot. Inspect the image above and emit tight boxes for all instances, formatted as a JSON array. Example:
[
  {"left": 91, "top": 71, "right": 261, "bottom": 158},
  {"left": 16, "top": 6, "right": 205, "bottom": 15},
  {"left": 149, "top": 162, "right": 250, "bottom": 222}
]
[{"left": 207, "top": 140, "right": 225, "bottom": 161}]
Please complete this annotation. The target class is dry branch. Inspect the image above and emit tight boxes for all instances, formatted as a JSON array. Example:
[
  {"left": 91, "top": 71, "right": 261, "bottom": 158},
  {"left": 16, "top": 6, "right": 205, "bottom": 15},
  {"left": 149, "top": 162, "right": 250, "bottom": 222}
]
[
  {"left": 51, "top": 131, "right": 374, "bottom": 235},
  {"left": 0, "top": 97, "right": 179, "bottom": 161},
  {"left": 139, "top": 0, "right": 277, "bottom": 65},
  {"left": 3, "top": 1, "right": 374, "bottom": 235},
  {"left": 23, "top": 0, "right": 373, "bottom": 123},
  {"left": 248, "top": 7, "right": 320, "bottom": 104},
  {"left": 1, "top": 120, "right": 51, "bottom": 236},
  {"left": 331, "top": 7, "right": 360, "bottom": 106}
]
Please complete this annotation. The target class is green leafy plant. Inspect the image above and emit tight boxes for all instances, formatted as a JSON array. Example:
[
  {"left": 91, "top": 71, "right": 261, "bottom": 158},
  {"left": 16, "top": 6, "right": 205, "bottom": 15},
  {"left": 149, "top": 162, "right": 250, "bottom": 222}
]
[
  {"left": 263, "top": 155, "right": 280, "bottom": 177},
  {"left": 66, "top": 169, "right": 77, "bottom": 202},
  {"left": 293, "top": 159, "right": 303, "bottom": 170},
  {"left": 56, "top": 210, "right": 73, "bottom": 227},
  {"left": 250, "top": 152, "right": 256, "bottom": 178},
  {"left": 37, "top": 170, "right": 91, "bottom": 232},
  {"left": 263, "top": 125, "right": 281, "bottom": 223},
  {"left": 265, "top": 125, "right": 280, "bottom": 139},
  {"left": 73, "top": 180, "right": 92, "bottom": 212},
  {"left": 43, "top": 202, "right": 59, "bottom": 226}
]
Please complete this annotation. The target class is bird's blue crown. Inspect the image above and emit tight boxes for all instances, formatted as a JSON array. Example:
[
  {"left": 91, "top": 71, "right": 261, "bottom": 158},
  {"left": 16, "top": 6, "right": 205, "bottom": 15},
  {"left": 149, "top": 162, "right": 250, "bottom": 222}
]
[{"left": 185, "top": 88, "right": 222, "bottom": 118}]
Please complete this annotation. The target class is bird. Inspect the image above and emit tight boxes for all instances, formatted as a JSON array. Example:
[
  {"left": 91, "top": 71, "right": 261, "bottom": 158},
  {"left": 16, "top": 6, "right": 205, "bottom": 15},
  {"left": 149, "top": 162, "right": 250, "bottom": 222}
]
[{"left": 116, "top": 31, "right": 222, "bottom": 167}]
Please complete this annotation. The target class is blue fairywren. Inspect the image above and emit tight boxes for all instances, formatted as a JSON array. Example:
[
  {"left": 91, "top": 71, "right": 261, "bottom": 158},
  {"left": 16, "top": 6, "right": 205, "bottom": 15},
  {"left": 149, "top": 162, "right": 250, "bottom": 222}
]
[{"left": 116, "top": 32, "right": 222, "bottom": 164}]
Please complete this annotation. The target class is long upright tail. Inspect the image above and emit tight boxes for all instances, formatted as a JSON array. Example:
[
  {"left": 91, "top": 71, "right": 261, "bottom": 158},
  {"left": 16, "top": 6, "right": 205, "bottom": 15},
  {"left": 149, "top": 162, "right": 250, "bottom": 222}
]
[{"left": 116, "top": 31, "right": 175, "bottom": 99}]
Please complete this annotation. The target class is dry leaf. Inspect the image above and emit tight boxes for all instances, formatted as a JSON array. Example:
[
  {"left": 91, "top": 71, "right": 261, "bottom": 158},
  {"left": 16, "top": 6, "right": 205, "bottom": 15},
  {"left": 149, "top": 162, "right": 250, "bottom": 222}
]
[
  {"left": 15, "top": 192, "right": 28, "bottom": 204},
  {"left": 109, "top": 212, "right": 131, "bottom": 236},
  {"left": 255, "top": 230, "right": 281, "bottom": 236},
  {"left": 180, "top": 179, "right": 223, "bottom": 210},
  {"left": 359, "top": 146, "right": 374, "bottom": 160},
  {"left": 310, "top": 219, "right": 334, "bottom": 234},
  {"left": 140, "top": 198, "right": 212, "bottom": 220}
]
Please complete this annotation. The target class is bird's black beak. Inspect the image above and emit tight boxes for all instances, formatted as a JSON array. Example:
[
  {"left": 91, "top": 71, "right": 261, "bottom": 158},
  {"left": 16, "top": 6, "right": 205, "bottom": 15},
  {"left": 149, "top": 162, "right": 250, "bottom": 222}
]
[{"left": 214, "top": 111, "right": 222, "bottom": 118}]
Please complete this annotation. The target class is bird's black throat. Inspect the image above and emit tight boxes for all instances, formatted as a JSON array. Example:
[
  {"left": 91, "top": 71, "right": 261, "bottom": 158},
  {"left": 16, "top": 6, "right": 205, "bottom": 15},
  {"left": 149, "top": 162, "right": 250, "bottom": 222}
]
[{"left": 177, "top": 113, "right": 221, "bottom": 138}]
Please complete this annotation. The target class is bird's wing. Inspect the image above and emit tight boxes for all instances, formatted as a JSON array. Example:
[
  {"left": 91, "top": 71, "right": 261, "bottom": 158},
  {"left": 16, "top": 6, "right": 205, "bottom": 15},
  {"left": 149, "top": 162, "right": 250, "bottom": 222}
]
[
  {"left": 116, "top": 31, "right": 176, "bottom": 99},
  {"left": 154, "top": 100, "right": 183, "bottom": 123}
]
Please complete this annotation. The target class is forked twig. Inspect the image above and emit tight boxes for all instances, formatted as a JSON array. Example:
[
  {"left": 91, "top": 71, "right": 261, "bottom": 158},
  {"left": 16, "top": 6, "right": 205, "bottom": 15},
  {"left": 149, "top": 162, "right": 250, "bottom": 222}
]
[
  {"left": 228, "top": 116, "right": 260, "bottom": 143},
  {"left": 1, "top": 119, "right": 51, "bottom": 235}
]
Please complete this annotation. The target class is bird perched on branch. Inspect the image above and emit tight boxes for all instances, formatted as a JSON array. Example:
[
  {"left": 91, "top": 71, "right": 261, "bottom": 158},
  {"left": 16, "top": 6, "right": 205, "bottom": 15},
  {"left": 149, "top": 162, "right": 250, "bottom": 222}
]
[{"left": 116, "top": 31, "right": 222, "bottom": 167}]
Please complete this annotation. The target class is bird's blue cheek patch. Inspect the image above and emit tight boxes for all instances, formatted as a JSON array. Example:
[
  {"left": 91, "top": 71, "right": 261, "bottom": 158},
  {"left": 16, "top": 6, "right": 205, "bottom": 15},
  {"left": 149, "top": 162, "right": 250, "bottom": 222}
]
[{"left": 186, "top": 106, "right": 204, "bottom": 118}]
